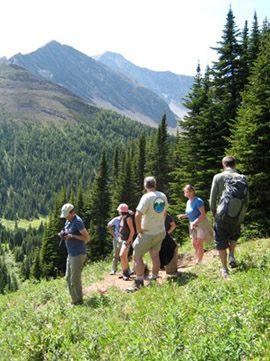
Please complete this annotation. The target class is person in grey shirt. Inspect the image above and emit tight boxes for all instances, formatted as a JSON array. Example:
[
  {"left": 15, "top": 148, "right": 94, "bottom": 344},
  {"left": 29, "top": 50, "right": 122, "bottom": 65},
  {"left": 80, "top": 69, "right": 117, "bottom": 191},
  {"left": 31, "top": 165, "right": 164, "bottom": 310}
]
[{"left": 210, "top": 156, "right": 249, "bottom": 278}]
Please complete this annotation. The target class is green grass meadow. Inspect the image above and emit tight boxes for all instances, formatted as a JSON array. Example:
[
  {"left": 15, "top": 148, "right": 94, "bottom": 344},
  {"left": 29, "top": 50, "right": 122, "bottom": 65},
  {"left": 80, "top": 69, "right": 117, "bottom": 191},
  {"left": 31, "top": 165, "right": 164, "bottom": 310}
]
[
  {"left": 1, "top": 239, "right": 270, "bottom": 360},
  {"left": 0, "top": 216, "right": 47, "bottom": 230}
]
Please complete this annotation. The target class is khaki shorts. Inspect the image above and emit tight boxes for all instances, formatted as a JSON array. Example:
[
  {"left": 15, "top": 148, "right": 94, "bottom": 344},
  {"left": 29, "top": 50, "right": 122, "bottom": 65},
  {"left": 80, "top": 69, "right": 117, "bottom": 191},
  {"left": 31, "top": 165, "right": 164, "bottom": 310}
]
[
  {"left": 189, "top": 217, "right": 213, "bottom": 243},
  {"left": 133, "top": 231, "right": 166, "bottom": 258},
  {"left": 119, "top": 240, "right": 131, "bottom": 256},
  {"left": 190, "top": 224, "right": 207, "bottom": 240}
]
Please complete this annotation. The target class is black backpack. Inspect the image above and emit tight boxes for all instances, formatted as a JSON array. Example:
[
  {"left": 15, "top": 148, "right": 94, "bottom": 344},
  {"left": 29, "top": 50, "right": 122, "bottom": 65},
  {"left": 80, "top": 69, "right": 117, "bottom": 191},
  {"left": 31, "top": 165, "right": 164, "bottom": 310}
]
[
  {"left": 216, "top": 173, "right": 248, "bottom": 224},
  {"left": 127, "top": 211, "right": 137, "bottom": 238},
  {"left": 119, "top": 211, "right": 137, "bottom": 240}
]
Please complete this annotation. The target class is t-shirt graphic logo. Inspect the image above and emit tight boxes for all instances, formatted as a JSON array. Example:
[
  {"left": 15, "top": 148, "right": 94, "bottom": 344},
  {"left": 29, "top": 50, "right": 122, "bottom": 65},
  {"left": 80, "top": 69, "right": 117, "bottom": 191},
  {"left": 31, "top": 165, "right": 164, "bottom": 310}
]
[{"left": 154, "top": 197, "right": 165, "bottom": 213}]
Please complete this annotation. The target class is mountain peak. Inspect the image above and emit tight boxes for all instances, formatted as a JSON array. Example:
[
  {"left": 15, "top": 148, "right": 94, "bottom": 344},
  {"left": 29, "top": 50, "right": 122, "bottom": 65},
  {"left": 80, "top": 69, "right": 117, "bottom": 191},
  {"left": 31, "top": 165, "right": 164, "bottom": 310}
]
[
  {"left": 9, "top": 43, "right": 178, "bottom": 127},
  {"left": 95, "top": 52, "right": 193, "bottom": 119}
]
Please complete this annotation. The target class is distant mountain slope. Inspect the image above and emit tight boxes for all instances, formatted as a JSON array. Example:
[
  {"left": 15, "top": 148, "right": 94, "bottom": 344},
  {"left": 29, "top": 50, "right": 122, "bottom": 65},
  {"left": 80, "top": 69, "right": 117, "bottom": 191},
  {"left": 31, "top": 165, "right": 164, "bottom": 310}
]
[
  {"left": 9, "top": 41, "right": 178, "bottom": 128},
  {"left": 0, "top": 63, "right": 153, "bottom": 219},
  {"left": 94, "top": 52, "right": 193, "bottom": 119},
  {"left": 0, "top": 63, "right": 99, "bottom": 124}
]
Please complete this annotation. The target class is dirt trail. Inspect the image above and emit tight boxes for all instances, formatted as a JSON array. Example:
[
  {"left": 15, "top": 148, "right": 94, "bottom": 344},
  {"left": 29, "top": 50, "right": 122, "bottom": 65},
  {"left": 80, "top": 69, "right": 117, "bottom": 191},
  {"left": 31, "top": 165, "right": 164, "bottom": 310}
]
[{"left": 84, "top": 249, "right": 219, "bottom": 296}]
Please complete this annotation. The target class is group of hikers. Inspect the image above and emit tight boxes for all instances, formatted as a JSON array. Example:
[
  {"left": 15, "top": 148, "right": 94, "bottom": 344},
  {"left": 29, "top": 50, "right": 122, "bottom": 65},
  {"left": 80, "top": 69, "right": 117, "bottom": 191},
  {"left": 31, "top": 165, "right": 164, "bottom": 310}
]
[{"left": 59, "top": 155, "right": 249, "bottom": 305}]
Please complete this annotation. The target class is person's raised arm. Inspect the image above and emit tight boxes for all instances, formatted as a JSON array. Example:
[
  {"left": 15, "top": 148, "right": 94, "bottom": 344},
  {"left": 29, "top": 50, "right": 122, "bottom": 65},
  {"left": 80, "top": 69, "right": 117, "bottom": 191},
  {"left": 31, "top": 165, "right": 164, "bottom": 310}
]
[{"left": 108, "top": 223, "right": 116, "bottom": 239}]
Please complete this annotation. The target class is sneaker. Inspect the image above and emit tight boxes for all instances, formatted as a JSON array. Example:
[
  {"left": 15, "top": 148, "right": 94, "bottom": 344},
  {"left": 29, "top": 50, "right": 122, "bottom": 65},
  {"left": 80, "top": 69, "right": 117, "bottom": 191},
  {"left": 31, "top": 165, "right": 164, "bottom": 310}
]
[
  {"left": 229, "top": 255, "right": 238, "bottom": 268},
  {"left": 109, "top": 270, "right": 116, "bottom": 275},
  {"left": 126, "top": 279, "right": 144, "bottom": 293},
  {"left": 222, "top": 268, "right": 229, "bottom": 278},
  {"left": 144, "top": 264, "right": 149, "bottom": 280}
]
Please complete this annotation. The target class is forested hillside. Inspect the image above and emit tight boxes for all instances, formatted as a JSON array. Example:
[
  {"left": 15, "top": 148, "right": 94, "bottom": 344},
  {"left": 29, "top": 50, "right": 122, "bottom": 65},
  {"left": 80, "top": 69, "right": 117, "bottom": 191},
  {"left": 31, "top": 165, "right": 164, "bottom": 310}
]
[
  {"left": 0, "top": 63, "right": 154, "bottom": 219},
  {"left": 0, "top": 8, "right": 269, "bottom": 296}
]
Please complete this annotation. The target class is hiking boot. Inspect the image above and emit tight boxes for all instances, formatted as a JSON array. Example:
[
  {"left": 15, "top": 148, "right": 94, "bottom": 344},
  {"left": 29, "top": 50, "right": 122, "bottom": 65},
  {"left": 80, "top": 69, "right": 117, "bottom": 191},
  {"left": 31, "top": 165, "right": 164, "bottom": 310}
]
[
  {"left": 222, "top": 268, "right": 229, "bottom": 278},
  {"left": 126, "top": 279, "right": 144, "bottom": 293},
  {"left": 123, "top": 269, "right": 130, "bottom": 281},
  {"left": 229, "top": 255, "right": 238, "bottom": 268},
  {"left": 144, "top": 264, "right": 149, "bottom": 280}
]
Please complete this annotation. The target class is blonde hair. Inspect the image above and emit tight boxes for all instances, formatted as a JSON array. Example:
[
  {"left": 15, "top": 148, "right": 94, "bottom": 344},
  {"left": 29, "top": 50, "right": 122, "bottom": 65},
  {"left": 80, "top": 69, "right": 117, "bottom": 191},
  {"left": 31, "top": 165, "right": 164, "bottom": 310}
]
[{"left": 183, "top": 184, "right": 195, "bottom": 194}]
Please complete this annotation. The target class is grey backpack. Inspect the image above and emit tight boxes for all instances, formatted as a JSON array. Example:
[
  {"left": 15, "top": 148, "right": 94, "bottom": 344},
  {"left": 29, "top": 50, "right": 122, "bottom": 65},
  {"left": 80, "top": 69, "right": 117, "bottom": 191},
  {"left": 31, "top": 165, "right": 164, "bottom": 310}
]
[{"left": 216, "top": 173, "right": 248, "bottom": 223}]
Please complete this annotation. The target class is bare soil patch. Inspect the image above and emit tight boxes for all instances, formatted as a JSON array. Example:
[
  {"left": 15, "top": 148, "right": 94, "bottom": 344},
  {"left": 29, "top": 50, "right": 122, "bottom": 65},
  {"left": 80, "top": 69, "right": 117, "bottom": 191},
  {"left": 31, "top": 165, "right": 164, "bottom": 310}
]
[{"left": 84, "top": 249, "right": 219, "bottom": 296}]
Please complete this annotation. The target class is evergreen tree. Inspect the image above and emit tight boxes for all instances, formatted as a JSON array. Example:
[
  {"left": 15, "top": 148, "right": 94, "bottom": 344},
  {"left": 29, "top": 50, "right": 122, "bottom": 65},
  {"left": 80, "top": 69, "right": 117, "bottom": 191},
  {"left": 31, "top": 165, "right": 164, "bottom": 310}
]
[
  {"left": 261, "top": 17, "right": 270, "bottom": 39},
  {"left": 211, "top": 6, "right": 242, "bottom": 147},
  {"left": 114, "top": 146, "right": 137, "bottom": 210},
  {"left": 0, "top": 258, "right": 8, "bottom": 294},
  {"left": 21, "top": 255, "right": 31, "bottom": 280},
  {"left": 238, "top": 20, "right": 250, "bottom": 92},
  {"left": 110, "top": 146, "right": 120, "bottom": 214},
  {"left": 88, "top": 150, "right": 111, "bottom": 260},
  {"left": 172, "top": 65, "right": 220, "bottom": 199},
  {"left": 40, "top": 192, "right": 67, "bottom": 278},
  {"left": 144, "top": 114, "right": 170, "bottom": 194},
  {"left": 75, "top": 182, "right": 85, "bottom": 221},
  {"left": 229, "top": 33, "right": 270, "bottom": 233},
  {"left": 83, "top": 183, "right": 93, "bottom": 231},
  {"left": 133, "top": 132, "right": 146, "bottom": 201},
  {"left": 40, "top": 218, "right": 58, "bottom": 278},
  {"left": 31, "top": 248, "right": 42, "bottom": 280},
  {"left": 145, "top": 131, "right": 157, "bottom": 175},
  {"left": 10, "top": 273, "right": 18, "bottom": 292},
  {"left": 249, "top": 12, "right": 261, "bottom": 67},
  {"left": 153, "top": 113, "right": 170, "bottom": 194}
]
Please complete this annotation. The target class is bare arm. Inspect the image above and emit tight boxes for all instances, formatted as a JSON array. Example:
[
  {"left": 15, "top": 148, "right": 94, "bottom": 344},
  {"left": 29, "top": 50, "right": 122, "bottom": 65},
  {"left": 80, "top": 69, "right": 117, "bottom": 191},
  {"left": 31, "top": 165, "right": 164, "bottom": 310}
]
[
  {"left": 167, "top": 221, "right": 176, "bottom": 234},
  {"left": 126, "top": 217, "right": 135, "bottom": 243},
  {"left": 178, "top": 214, "right": 188, "bottom": 220},
  {"left": 65, "top": 228, "right": 90, "bottom": 242},
  {"left": 108, "top": 224, "right": 116, "bottom": 239},
  {"left": 135, "top": 210, "right": 144, "bottom": 234},
  {"left": 190, "top": 206, "right": 206, "bottom": 229}
]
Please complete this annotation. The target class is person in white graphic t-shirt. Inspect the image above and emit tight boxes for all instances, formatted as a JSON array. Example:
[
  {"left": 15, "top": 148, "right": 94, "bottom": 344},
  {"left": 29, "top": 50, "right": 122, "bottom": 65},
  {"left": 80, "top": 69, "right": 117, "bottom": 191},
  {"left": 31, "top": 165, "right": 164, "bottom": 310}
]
[{"left": 126, "top": 176, "right": 168, "bottom": 292}]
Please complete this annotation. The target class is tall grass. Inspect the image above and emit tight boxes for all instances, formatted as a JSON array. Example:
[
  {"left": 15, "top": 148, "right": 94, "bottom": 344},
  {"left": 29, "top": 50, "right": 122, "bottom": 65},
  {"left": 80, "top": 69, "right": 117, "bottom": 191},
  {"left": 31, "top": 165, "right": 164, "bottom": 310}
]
[{"left": 0, "top": 239, "right": 270, "bottom": 360}]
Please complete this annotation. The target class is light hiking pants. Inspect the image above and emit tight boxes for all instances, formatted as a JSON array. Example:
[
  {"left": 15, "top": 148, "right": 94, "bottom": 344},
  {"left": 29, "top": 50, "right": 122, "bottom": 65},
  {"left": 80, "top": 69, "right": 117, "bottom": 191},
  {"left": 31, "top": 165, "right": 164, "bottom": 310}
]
[
  {"left": 112, "top": 239, "right": 123, "bottom": 272},
  {"left": 65, "top": 254, "right": 86, "bottom": 304}
]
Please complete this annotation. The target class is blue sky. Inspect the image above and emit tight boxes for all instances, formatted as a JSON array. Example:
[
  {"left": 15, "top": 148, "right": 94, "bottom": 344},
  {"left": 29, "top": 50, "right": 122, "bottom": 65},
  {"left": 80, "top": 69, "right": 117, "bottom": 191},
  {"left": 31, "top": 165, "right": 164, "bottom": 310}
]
[{"left": 1, "top": 0, "right": 270, "bottom": 76}]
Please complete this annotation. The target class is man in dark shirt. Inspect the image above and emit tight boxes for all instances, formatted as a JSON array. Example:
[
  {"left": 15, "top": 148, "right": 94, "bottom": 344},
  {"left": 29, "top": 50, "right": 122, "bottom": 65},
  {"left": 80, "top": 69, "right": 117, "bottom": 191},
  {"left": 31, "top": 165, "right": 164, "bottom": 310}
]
[{"left": 59, "top": 203, "right": 90, "bottom": 305}]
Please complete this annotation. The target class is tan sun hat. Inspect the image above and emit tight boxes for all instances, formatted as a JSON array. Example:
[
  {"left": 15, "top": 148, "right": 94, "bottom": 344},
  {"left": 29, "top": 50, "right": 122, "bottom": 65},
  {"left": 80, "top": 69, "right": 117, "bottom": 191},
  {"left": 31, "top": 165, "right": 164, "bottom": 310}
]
[{"left": 60, "top": 203, "right": 74, "bottom": 218}]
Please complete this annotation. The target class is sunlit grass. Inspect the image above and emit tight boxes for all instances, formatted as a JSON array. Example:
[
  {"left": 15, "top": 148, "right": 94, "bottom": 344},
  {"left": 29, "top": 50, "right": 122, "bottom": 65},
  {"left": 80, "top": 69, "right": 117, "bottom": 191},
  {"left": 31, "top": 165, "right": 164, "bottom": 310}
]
[
  {"left": 0, "top": 238, "right": 270, "bottom": 360},
  {"left": 0, "top": 216, "right": 47, "bottom": 230}
]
